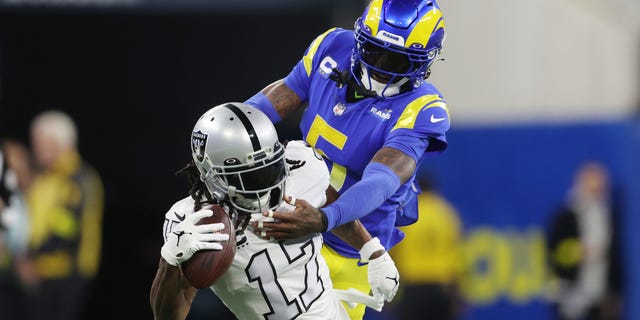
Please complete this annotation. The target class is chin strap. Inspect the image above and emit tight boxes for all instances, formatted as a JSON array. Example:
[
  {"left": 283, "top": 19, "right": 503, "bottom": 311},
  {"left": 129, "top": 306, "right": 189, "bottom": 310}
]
[
  {"left": 329, "top": 68, "right": 377, "bottom": 98},
  {"left": 358, "top": 65, "right": 400, "bottom": 97},
  {"left": 231, "top": 192, "right": 271, "bottom": 213}
]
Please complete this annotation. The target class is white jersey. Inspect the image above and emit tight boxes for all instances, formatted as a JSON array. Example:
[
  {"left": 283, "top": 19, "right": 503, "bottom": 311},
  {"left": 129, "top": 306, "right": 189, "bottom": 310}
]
[{"left": 163, "top": 141, "right": 348, "bottom": 320}]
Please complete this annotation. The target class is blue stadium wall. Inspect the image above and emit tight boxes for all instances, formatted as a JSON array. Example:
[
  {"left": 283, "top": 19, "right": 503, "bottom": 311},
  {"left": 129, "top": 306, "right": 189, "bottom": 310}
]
[{"left": 416, "top": 119, "right": 640, "bottom": 320}]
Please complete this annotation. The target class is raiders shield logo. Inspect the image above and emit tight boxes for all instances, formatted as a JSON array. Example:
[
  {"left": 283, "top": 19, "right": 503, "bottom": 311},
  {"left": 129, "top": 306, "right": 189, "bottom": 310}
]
[{"left": 191, "top": 130, "right": 208, "bottom": 162}]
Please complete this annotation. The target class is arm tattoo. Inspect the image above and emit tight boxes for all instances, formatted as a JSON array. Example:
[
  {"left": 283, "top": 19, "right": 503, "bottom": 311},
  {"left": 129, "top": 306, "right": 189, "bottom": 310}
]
[
  {"left": 371, "top": 147, "right": 416, "bottom": 184},
  {"left": 331, "top": 220, "right": 372, "bottom": 251},
  {"left": 262, "top": 79, "right": 302, "bottom": 119}
]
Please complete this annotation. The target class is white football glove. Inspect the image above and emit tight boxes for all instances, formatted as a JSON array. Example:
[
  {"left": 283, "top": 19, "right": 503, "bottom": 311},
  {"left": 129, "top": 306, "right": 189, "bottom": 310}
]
[
  {"left": 160, "top": 208, "right": 229, "bottom": 266},
  {"left": 360, "top": 237, "right": 399, "bottom": 303}
]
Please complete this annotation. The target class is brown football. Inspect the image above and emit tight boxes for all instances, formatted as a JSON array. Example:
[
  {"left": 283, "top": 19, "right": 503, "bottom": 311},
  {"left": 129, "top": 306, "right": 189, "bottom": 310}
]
[{"left": 181, "top": 204, "right": 236, "bottom": 289}]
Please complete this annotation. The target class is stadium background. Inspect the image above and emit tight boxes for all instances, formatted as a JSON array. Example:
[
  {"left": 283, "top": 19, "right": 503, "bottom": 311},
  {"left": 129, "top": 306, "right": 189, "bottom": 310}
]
[{"left": 0, "top": 0, "right": 638, "bottom": 319}]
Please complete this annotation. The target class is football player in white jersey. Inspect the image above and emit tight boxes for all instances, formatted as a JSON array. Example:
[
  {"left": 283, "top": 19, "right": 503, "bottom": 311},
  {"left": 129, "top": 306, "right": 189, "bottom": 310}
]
[{"left": 150, "top": 103, "right": 399, "bottom": 320}]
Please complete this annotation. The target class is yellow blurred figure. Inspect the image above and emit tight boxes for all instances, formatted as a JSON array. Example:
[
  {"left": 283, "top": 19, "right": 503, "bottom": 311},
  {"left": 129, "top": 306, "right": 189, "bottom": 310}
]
[
  {"left": 27, "top": 110, "right": 104, "bottom": 320},
  {"left": 390, "top": 180, "right": 463, "bottom": 320}
]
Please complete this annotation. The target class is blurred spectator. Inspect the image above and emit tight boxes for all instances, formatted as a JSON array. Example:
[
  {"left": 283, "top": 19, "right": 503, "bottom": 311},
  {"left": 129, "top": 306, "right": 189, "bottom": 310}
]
[
  {"left": 27, "top": 110, "right": 104, "bottom": 320},
  {"left": 546, "top": 161, "right": 623, "bottom": 320},
  {"left": 388, "top": 177, "right": 464, "bottom": 320},
  {"left": 0, "top": 139, "right": 35, "bottom": 320}
]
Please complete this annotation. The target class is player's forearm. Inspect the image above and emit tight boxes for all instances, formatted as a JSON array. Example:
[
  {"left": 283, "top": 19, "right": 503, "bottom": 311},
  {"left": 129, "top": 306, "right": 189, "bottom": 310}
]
[
  {"left": 331, "top": 220, "right": 371, "bottom": 249},
  {"left": 370, "top": 146, "right": 416, "bottom": 184},
  {"left": 262, "top": 79, "right": 302, "bottom": 118},
  {"left": 326, "top": 187, "right": 378, "bottom": 255},
  {"left": 321, "top": 147, "right": 415, "bottom": 230},
  {"left": 331, "top": 221, "right": 384, "bottom": 260},
  {"left": 321, "top": 162, "right": 401, "bottom": 231},
  {"left": 150, "top": 258, "right": 197, "bottom": 320}
]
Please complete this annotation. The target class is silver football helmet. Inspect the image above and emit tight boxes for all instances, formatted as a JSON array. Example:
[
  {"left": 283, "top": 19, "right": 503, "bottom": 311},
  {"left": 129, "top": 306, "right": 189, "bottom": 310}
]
[{"left": 190, "top": 102, "right": 287, "bottom": 214}]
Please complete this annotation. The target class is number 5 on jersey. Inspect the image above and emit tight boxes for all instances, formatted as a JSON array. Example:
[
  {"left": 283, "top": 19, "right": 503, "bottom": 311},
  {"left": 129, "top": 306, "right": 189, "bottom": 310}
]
[{"left": 305, "top": 115, "right": 348, "bottom": 191}]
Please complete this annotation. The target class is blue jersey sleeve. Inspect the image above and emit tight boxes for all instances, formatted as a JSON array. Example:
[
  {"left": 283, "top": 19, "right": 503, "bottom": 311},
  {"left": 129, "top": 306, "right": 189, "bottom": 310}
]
[
  {"left": 321, "top": 162, "right": 401, "bottom": 231},
  {"left": 284, "top": 61, "right": 310, "bottom": 103},
  {"left": 385, "top": 96, "right": 450, "bottom": 162}
]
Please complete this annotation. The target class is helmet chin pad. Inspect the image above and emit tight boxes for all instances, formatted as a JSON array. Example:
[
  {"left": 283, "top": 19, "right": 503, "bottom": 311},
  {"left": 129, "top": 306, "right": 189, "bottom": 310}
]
[
  {"left": 230, "top": 190, "right": 273, "bottom": 213},
  {"left": 359, "top": 65, "right": 409, "bottom": 98}
]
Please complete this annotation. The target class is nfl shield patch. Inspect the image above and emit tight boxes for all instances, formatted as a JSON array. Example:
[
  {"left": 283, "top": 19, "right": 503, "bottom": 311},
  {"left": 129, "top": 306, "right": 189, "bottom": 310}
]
[{"left": 333, "top": 103, "right": 346, "bottom": 116}]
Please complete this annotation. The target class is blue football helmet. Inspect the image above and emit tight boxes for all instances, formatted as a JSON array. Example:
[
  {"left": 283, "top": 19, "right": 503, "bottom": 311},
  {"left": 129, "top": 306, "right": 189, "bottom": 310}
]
[{"left": 351, "top": 0, "right": 446, "bottom": 98}]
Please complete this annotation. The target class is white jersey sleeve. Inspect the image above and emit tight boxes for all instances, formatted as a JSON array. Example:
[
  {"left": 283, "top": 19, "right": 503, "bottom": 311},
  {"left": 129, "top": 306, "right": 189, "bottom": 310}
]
[{"left": 281, "top": 140, "right": 330, "bottom": 209}]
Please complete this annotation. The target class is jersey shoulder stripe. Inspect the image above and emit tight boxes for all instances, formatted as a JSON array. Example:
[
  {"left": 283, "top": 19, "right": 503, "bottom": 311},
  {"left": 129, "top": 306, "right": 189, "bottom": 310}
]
[
  {"left": 302, "top": 28, "right": 353, "bottom": 77},
  {"left": 392, "top": 94, "right": 447, "bottom": 131},
  {"left": 303, "top": 28, "right": 338, "bottom": 76}
]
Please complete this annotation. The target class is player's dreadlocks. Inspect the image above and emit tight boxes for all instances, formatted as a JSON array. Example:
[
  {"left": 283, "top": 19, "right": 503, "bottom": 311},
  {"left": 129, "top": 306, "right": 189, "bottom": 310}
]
[
  {"left": 176, "top": 160, "right": 213, "bottom": 212},
  {"left": 176, "top": 161, "right": 251, "bottom": 234}
]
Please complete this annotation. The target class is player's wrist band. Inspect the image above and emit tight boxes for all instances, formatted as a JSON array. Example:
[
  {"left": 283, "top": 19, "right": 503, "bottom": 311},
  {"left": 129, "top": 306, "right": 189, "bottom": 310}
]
[
  {"left": 318, "top": 208, "right": 329, "bottom": 232},
  {"left": 359, "top": 237, "right": 385, "bottom": 263}
]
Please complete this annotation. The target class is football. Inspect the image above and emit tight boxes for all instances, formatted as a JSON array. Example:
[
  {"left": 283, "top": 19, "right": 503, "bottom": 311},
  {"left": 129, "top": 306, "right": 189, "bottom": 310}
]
[{"left": 181, "top": 204, "right": 236, "bottom": 289}]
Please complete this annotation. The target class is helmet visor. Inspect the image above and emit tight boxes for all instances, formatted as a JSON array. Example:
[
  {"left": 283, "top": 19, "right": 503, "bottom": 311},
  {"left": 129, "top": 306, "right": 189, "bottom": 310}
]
[
  {"left": 225, "top": 157, "right": 286, "bottom": 192},
  {"left": 360, "top": 41, "right": 412, "bottom": 75}
]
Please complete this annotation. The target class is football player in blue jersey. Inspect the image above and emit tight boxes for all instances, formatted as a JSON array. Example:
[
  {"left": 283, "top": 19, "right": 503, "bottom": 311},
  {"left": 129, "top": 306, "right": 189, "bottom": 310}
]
[{"left": 247, "top": 1, "right": 449, "bottom": 319}]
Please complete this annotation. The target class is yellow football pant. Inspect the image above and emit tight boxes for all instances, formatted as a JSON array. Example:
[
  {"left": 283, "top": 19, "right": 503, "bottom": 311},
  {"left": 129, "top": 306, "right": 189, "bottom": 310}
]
[{"left": 321, "top": 245, "right": 371, "bottom": 320}]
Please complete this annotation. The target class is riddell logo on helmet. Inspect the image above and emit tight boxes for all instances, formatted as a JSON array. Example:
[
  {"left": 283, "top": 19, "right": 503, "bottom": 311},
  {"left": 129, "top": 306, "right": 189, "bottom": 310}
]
[{"left": 377, "top": 31, "right": 405, "bottom": 46}]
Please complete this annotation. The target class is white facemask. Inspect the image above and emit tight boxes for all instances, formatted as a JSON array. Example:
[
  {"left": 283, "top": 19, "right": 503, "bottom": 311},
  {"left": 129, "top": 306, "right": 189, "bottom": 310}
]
[
  {"left": 359, "top": 65, "right": 409, "bottom": 98},
  {"left": 231, "top": 191, "right": 272, "bottom": 213}
]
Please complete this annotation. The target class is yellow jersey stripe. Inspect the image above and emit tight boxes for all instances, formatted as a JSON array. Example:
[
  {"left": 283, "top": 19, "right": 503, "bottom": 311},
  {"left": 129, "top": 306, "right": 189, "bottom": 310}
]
[
  {"left": 329, "top": 163, "right": 347, "bottom": 192},
  {"left": 303, "top": 28, "right": 337, "bottom": 76},
  {"left": 392, "top": 95, "right": 447, "bottom": 131},
  {"left": 424, "top": 101, "right": 449, "bottom": 118}
]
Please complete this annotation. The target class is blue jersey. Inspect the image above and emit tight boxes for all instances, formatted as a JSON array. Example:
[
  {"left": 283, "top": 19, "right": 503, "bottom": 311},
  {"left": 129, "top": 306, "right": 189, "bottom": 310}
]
[{"left": 285, "top": 28, "right": 450, "bottom": 258}]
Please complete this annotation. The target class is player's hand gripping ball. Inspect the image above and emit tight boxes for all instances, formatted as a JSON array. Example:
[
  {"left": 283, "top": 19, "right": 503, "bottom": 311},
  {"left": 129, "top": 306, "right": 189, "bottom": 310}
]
[{"left": 182, "top": 204, "right": 236, "bottom": 289}]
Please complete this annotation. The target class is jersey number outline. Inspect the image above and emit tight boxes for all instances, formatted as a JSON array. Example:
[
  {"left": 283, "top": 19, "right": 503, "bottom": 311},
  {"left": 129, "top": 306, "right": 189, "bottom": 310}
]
[
  {"left": 305, "top": 115, "right": 348, "bottom": 191},
  {"left": 245, "top": 238, "right": 325, "bottom": 320}
]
